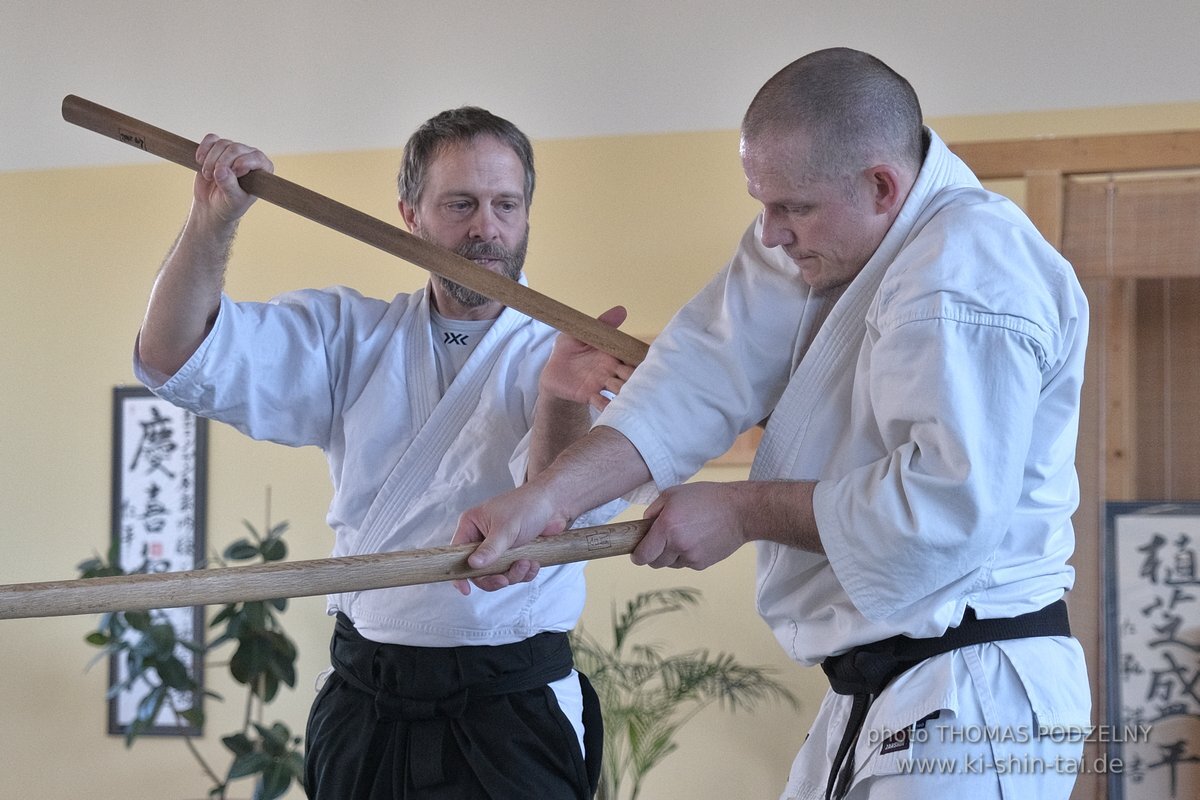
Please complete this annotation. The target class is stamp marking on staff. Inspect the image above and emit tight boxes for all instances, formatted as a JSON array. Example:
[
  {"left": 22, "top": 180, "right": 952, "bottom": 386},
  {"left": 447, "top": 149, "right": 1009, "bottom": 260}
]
[
  {"left": 586, "top": 533, "right": 612, "bottom": 550},
  {"left": 117, "top": 128, "right": 146, "bottom": 150}
]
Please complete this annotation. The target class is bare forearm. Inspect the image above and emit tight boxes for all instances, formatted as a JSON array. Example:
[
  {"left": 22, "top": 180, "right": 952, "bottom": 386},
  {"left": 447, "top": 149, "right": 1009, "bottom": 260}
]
[
  {"left": 527, "top": 394, "right": 593, "bottom": 479},
  {"left": 138, "top": 209, "right": 237, "bottom": 376},
  {"left": 535, "top": 425, "right": 652, "bottom": 522},
  {"left": 138, "top": 136, "right": 272, "bottom": 378},
  {"left": 735, "top": 479, "right": 824, "bottom": 554}
]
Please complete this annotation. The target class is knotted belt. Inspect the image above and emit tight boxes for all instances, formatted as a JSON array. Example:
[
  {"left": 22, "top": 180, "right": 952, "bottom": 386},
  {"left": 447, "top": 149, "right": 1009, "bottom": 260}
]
[
  {"left": 819, "top": 599, "right": 1070, "bottom": 800},
  {"left": 328, "top": 613, "right": 575, "bottom": 789}
]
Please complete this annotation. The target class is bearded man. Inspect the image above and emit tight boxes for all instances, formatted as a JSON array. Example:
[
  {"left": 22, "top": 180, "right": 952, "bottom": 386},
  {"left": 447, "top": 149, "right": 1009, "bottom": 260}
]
[{"left": 135, "top": 106, "right": 630, "bottom": 799}]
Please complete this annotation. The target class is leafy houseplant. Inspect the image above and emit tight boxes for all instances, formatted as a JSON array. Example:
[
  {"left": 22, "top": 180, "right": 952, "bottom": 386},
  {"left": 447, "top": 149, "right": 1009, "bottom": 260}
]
[
  {"left": 570, "top": 587, "right": 799, "bottom": 800},
  {"left": 78, "top": 497, "right": 304, "bottom": 800}
]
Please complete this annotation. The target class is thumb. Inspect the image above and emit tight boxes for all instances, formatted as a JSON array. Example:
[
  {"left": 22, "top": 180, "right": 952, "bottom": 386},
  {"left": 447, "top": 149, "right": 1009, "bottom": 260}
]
[
  {"left": 466, "top": 532, "right": 510, "bottom": 569},
  {"left": 597, "top": 305, "right": 627, "bottom": 329},
  {"left": 451, "top": 513, "right": 502, "bottom": 568}
]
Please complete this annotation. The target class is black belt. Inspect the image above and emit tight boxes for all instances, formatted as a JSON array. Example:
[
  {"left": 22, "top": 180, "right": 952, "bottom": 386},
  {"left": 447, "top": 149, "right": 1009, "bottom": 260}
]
[{"left": 819, "top": 600, "right": 1070, "bottom": 800}]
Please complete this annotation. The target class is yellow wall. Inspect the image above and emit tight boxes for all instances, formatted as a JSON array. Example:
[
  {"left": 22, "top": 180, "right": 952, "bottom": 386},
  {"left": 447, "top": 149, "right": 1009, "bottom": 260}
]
[{"left": 2, "top": 101, "right": 1199, "bottom": 799}]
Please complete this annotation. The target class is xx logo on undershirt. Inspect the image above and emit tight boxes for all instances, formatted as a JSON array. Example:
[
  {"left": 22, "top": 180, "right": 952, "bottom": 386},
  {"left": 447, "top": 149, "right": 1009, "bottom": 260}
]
[{"left": 443, "top": 332, "right": 470, "bottom": 346}]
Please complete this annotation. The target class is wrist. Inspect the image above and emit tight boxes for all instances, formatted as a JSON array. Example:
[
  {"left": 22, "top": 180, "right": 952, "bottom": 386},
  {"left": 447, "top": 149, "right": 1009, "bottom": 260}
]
[
  {"left": 536, "top": 365, "right": 584, "bottom": 407},
  {"left": 532, "top": 462, "right": 580, "bottom": 524},
  {"left": 186, "top": 201, "right": 240, "bottom": 243},
  {"left": 536, "top": 383, "right": 582, "bottom": 411},
  {"left": 728, "top": 481, "right": 764, "bottom": 545}
]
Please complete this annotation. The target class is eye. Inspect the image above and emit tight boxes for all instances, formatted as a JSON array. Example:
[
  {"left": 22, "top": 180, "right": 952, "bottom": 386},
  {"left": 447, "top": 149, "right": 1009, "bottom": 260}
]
[
  {"left": 445, "top": 200, "right": 473, "bottom": 214},
  {"left": 765, "top": 203, "right": 810, "bottom": 220},
  {"left": 497, "top": 200, "right": 521, "bottom": 213}
]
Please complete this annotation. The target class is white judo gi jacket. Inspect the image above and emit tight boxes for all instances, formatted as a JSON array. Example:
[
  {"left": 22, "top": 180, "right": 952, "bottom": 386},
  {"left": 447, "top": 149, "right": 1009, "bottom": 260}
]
[
  {"left": 598, "top": 130, "right": 1091, "bottom": 737},
  {"left": 136, "top": 281, "right": 595, "bottom": 647}
]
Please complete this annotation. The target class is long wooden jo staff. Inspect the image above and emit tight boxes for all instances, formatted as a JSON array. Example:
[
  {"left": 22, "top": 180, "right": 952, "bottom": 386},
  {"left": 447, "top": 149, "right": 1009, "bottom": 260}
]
[
  {"left": 0, "top": 520, "right": 649, "bottom": 621},
  {"left": 61, "top": 94, "right": 649, "bottom": 366}
]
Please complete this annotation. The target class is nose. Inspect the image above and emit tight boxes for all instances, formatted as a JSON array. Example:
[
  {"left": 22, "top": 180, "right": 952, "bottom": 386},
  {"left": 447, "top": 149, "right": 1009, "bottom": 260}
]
[
  {"left": 759, "top": 208, "right": 794, "bottom": 249},
  {"left": 468, "top": 205, "right": 502, "bottom": 241}
]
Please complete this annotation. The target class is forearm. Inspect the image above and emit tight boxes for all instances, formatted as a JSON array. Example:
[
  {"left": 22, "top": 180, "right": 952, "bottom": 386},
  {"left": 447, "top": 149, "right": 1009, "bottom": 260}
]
[
  {"left": 138, "top": 208, "right": 237, "bottom": 376},
  {"left": 526, "top": 393, "right": 594, "bottom": 479},
  {"left": 534, "top": 424, "right": 651, "bottom": 523},
  {"left": 735, "top": 479, "right": 824, "bottom": 554},
  {"left": 139, "top": 136, "right": 271, "bottom": 378}
]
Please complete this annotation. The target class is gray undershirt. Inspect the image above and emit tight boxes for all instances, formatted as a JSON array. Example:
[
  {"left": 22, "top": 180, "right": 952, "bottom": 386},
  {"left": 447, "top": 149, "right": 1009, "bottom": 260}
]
[{"left": 429, "top": 310, "right": 495, "bottom": 395}]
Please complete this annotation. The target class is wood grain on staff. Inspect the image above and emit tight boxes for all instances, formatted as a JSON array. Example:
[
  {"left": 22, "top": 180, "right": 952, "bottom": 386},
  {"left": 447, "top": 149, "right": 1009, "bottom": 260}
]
[
  {"left": 60, "top": 94, "right": 650, "bottom": 366},
  {"left": 0, "top": 520, "right": 650, "bottom": 621}
]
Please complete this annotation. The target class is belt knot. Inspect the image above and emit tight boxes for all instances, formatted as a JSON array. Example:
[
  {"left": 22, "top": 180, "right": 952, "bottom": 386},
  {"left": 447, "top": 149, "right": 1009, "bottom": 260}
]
[{"left": 374, "top": 689, "right": 469, "bottom": 722}]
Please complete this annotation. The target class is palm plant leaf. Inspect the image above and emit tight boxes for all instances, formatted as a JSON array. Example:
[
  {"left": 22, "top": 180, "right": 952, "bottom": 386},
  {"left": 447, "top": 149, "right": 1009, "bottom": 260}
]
[{"left": 572, "top": 587, "right": 799, "bottom": 800}]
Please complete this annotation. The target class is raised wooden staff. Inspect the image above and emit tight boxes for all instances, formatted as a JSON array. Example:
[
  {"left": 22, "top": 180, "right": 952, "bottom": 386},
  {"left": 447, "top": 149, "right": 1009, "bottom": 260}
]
[
  {"left": 0, "top": 520, "right": 649, "bottom": 621},
  {"left": 61, "top": 94, "right": 650, "bottom": 366}
]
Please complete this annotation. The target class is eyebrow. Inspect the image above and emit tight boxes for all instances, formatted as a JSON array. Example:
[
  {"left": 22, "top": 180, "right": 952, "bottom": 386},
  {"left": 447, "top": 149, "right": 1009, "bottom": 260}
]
[{"left": 437, "top": 189, "right": 525, "bottom": 202}]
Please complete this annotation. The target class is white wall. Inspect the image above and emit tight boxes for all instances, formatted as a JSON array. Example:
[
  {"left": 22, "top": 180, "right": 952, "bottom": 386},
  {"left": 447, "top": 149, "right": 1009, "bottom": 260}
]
[{"left": 4, "top": 0, "right": 1200, "bottom": 172}]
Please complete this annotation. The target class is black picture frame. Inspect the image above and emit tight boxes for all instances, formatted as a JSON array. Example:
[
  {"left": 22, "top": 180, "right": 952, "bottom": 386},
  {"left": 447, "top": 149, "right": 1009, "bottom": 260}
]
[
  {"left": 108, "top": 385, "right": 208, "bottom": 736},
  {"left": 1104, "top": 500, "right": 1200, "bottom": 799}
]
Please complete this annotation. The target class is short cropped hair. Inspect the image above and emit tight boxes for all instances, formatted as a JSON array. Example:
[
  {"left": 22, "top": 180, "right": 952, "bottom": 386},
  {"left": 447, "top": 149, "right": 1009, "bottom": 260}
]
[
  {"left": 742, "top": 48, "right": 924, "bottom": 179},
  {"left": 397, "top": 106, "right": 535, "bottom": 207}
]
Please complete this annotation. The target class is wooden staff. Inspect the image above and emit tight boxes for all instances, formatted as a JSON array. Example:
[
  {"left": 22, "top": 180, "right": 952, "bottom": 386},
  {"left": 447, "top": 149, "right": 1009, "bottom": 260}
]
[
  {"left": 61, "top": 94, "right": 649, "bottom": 366},
  {"left": 0, "top": 520, "right": 649, "bottom": 621}
]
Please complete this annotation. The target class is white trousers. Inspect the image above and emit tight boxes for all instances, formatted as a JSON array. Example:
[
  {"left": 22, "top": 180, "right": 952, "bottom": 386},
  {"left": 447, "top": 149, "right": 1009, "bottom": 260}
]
[{"left": 780, "top": 641, "right": 1088, "bottom": 800}]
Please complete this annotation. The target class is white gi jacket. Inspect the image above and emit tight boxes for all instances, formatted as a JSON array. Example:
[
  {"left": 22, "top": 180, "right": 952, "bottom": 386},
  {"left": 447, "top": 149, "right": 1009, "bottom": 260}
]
[
  {"left": 599, "top": 130, "right": 1091, "bottom": 734},
  {"left": 136, "top": 281, "right": 595, "bottom": 647}
]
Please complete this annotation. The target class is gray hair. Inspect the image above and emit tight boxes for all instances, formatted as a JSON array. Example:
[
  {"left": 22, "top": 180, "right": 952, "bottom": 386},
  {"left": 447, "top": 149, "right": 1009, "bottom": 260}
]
[
  {"left": 742, "top": 48, "right": 924, "bottom": 180},
  {"left": 397, "top": 106, "right": 535, "bottom": 207}
]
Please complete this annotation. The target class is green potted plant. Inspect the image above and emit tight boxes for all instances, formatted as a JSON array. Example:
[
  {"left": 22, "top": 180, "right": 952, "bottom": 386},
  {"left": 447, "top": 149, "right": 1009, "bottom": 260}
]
[
  {"left": 78, "top": 494, "right": 304, "bottom": 800},
  {"left": 571, "top": 587, "right": 799, "bottom": 800}
]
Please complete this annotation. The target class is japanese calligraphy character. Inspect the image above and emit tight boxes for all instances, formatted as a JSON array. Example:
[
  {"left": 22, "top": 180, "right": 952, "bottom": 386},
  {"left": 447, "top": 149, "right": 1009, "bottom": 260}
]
[
  {"left": 130, "top": 406, "right": 177, "bottom": 478},
  {"left": 1138, "top": 533, "right": 1168, "bottom": 585},
  {"left": 1145, "top": 738, "right": 1200, "bottom": 798}
]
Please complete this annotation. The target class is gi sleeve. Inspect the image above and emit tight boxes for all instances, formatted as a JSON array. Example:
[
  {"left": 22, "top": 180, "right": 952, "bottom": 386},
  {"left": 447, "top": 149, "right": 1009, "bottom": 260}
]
[
  {"left": 816, "top": 225, "right": 1085, "bottom": 620},
  {"left": 134, "top": 288, "right": 388, "bottom": 450},
  {"left": 598, "top": 219, "right": 807, "bottom": 490}
]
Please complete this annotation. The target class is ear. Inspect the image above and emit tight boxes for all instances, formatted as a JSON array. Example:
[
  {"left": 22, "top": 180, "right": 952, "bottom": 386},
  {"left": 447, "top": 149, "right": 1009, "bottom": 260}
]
[
  {"left": 865, "top": 165, "right": 906, "bottom": 216},
  {"left": 398, "top": 198, "right": 417, "bottom": 232}
]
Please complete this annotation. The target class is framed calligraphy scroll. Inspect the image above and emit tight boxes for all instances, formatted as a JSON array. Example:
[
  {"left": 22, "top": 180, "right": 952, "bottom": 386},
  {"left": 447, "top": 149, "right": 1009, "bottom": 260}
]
[
  {"left": 1105, "top": 501, "right": 1200, "bottom": 799},
  {"left": 109, "top": 385, "right": 208, "bottom": 736}
]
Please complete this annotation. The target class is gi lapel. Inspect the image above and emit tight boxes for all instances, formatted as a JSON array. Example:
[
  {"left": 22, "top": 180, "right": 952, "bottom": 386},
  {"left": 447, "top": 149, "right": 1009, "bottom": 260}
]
[
  {"left": 352, "top": 296, "right": 528, "bottom": 558},
  {"left": 750, "top": 256, "right": 889, "bottom": 482}
]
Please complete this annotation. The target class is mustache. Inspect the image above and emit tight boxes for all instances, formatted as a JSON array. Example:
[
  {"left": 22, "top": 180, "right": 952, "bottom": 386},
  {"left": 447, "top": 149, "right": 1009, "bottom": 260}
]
[{"left": 457, "top": 241, "right": 513, "bottom": 261}]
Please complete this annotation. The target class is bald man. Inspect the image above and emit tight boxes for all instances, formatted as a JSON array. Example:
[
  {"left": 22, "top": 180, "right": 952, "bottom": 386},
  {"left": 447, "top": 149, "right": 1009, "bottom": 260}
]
[{"left": 454, "top": 48, "right": 1091, "bottom": 800}]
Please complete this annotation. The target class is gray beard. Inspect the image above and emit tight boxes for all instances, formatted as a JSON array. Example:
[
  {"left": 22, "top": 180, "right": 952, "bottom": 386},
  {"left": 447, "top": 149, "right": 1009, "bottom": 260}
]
[
  {"left": 435, "top": 237, "right": 528, "bottom": 308},
  {"left": 438, "top": 276, "right": 504, "bottom": 309}
]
